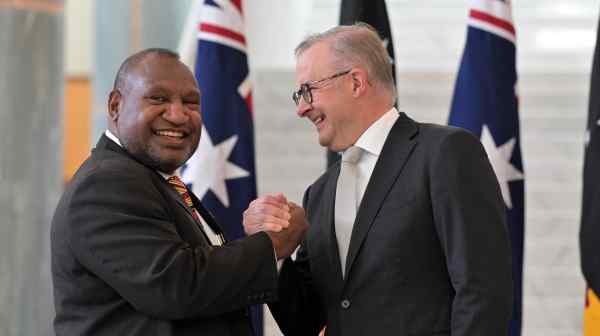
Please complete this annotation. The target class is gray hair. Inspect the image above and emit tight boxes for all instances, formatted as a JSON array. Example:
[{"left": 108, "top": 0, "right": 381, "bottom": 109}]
[{"left": 295, "top": 23, "right": 396, "bottom": 103}]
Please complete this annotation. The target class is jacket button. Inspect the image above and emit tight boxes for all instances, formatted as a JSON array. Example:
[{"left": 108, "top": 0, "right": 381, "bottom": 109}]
[{"left": 340, "top": 299, "right": 350, "bottom": 309}]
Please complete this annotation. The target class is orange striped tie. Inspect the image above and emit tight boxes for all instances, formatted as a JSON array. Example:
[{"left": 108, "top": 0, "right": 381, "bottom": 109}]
[{"left": 167, "top": 176, "right": 201, "bottom": 223}]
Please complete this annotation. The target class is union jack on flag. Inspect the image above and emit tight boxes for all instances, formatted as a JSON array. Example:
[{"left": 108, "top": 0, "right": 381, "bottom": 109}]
[
  {"left": 179, "top": 0, "right": 262, "bottom": 334},
  {"left": 448, "top": 1, "right": 524, "bottom": 335}
]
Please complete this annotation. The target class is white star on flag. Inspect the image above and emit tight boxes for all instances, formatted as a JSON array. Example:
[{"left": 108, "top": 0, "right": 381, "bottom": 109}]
[
  {"left": 480, "top": 125, "right": 524, "bottom": 209},
  {"left": 182, "top": 126, "right": 249, "bottom": 208}
]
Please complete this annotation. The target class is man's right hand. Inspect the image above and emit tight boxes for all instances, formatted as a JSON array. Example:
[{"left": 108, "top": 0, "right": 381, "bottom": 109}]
[
  {"left": 243, "top": 194, "right": 308, "bottom": 260},
  {"left": 266, "top": 202, "right": 308, "bottom": 260}
]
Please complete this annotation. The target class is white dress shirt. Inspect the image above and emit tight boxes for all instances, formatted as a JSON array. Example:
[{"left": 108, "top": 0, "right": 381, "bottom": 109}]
[{"left": 347, "top": 107, "right": 400, "bottom": 207}]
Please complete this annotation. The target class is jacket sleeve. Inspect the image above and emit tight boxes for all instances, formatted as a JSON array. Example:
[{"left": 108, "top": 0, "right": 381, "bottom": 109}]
[
  {"left": 268, "top": 186, "right": 326, "bottom": 336},
  {"left": 429, "top": 129, "right": 513, "bottom": 336},
  {"left": 67, "top": 167, "right": 278, "bottom": 320}
]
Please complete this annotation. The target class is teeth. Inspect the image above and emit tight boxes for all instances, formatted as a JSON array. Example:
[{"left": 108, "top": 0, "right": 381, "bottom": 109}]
[
  {"left": 315, "top": 116, "right": 324, "bottom": 124},
  {"left": 156, "top": 130, "right": 184, "bottom": 138}
]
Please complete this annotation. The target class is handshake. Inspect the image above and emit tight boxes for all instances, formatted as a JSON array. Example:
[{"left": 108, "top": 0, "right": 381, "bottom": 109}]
[{"left": 243, "top": 194, "right": 309, "bottom": 260}]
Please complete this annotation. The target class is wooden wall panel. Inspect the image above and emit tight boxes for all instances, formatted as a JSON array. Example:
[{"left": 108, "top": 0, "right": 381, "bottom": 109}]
[{"left": 64, "top": 77, "right": 91, "bottom": 182}]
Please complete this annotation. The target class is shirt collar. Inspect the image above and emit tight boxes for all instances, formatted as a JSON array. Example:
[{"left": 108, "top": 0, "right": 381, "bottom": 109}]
[
  {"left": 157, "top": 168, "right": 181, "bottom": 180},
  {"left": 104, "top": 129, "right": 181, "bottom": 179},
  {"left": 353, "top": 107, "right": 399, "bottom": 157},
  {"left": 105, "top": 129, "right": 122, "bottom": 147}
]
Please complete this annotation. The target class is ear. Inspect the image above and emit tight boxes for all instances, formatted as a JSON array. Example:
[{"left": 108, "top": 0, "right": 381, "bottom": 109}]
[
  {"left": 349, "top": 68, "right": 369, "bottom": 98},
  {"left": 108, "top": 90, "right": 122, "bottom": 122}
]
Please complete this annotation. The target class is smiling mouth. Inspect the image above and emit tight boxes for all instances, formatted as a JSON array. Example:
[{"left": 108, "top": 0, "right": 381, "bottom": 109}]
[
  {"left": 155, "top": 130, "right": 186, "bottom": 139},
  {"left": 313, "top": 115, "right": 325, "bottom": 127}
]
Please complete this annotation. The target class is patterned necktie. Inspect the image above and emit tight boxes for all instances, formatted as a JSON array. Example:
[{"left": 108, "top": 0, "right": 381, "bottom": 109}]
[
  {"left": 335, "top": 146, "right": 363, "bottom": 277},
  {"left": 167, "top": 176, "right": 201, "bottom": 223},
  {"left": 167, "top": 176, "right": 225, "bottom": 245}
]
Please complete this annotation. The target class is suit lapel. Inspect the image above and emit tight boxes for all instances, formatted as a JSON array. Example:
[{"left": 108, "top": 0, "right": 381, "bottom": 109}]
[
  {"left": 165, "top": 184, "right": 197, "bottom": 221},
  {"left": 190, "top": 192, "right": 227, "bottom": 242},
  {"left": 161, "top": 177, "right": 213, "bottom": 245},
  {"left": 96, "top": 134, "right": 215, "bottom": 244},
  {"left": 97, "top": 135, "right": 197, "bottom": 223},
  {"left": 323, "top": 163, "right": 345, "bottom": 284},
  {"left": 344, "top": 113, "right": 419, "bottom": 278}
]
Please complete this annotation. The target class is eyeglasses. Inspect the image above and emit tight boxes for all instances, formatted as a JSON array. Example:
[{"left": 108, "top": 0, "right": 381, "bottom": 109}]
[{"left": 292, "top": 69, "right": 351, "bottom": 106}]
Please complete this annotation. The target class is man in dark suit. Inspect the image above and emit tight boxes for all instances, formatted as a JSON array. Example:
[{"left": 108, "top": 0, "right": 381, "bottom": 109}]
[
  {"left": 244, "top": 24, "right": 513, "bottom": 335},
  {"left": 51, "top": 48, "right": 306, "bottom": 336}
]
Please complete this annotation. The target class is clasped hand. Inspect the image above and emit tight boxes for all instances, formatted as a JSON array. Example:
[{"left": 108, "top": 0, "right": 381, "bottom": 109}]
[{"left": 243, "top": 193, "right": 308, "bottom": 260}]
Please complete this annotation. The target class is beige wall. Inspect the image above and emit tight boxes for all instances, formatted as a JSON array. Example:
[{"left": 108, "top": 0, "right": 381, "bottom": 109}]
[{"left": 65, "top": 0, "right": 92, "bottom": 76}]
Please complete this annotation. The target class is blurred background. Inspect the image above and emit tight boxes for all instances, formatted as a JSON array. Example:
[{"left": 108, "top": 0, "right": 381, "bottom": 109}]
[{"left": 0, "top": 0, "right": 597, "bottom": 335}]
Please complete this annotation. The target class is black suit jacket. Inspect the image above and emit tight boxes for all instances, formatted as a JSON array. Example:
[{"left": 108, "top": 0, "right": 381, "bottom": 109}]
[
  {"left": 51, "top": 135, "right": 278, "bottom": 336},
  {"left": 271, "top": 112, "right": 513, "bottom": 336}
]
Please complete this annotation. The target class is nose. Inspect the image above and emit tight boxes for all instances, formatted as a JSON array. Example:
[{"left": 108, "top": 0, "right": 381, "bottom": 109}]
[
  {"left": 162, "top": 100, "right": 189, "bottom": 125},
  {"left": 296, "top": 98, "right": 312, "bottom": 118}
]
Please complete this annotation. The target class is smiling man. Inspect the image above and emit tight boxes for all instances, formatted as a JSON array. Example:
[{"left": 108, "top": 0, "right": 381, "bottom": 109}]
[
  {"left": 245, "top": 24, "right": 514, "bottom": 336},
  {"left": 107, "top": 48, "right": 202, "bottom": 173},
  {"left": 109, "top": 49, "right": 202, "bottom": 174},
  {"left": 50, "top": 48, "right": 306, "bottom": 336}
]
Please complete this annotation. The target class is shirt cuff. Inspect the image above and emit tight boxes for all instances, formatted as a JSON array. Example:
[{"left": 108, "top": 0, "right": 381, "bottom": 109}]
[
  {"left": 274, "top": 248, "right": 285, "bottom": 273},
  {"left": 276, "top": 258, "right": 284, "bottom": 273}
]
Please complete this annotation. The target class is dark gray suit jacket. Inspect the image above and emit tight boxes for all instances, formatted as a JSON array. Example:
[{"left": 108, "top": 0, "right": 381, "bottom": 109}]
[
  {"left": 51, "top": 135, "right": 278, "bottom": 336},
  {"left": 271, "top": 112, "right": 513, "bottom": 336}
]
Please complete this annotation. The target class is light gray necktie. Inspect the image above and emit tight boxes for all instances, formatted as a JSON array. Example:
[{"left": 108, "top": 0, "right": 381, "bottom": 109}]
[{"left": 335, "top": 146, "right": 363, "bottom": 277}]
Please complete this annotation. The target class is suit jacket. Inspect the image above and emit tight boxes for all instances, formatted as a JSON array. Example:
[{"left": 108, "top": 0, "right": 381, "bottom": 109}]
[
  {"left": 51, "top": 135, "right": 278, "bottom": 336},
  {"left": 271, "top": 112, "right": 513, "bottom": 336}
]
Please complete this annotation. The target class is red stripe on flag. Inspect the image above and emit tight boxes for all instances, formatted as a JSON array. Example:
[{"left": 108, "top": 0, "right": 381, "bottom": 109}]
[
  {"left": 231, "top": 0, "right": 242, "bottom": 14},
  {"left": 469, "top": 9, "right": 515, "bottom": 36},
  {"left": 199, "top": 23, "right": 246, "bottom": 46},
  {"left": 245, "top": 92, "right": 253, "bottom": 117}
]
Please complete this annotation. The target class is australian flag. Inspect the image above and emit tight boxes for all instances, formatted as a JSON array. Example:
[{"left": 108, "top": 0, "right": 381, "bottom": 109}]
[
  {"left": 179, "top": 0, "right": 261, "bottom": 334},
  {"left": 448, "top": 1, "right": 524, "bottom": 335}
]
